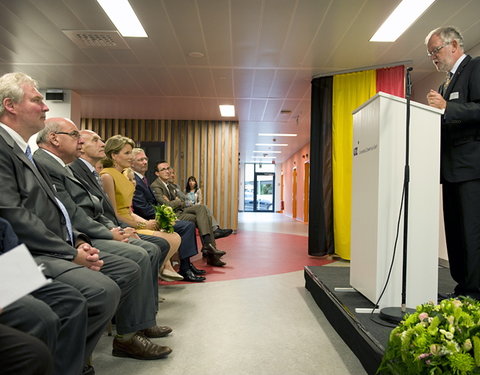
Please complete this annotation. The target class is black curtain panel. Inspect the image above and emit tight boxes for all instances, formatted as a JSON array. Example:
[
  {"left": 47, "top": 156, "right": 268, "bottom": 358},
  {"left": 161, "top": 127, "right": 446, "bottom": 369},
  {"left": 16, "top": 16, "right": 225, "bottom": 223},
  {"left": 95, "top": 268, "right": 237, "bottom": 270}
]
[{"left": 308, "top": 76, "right": 334, "bottom": 256}]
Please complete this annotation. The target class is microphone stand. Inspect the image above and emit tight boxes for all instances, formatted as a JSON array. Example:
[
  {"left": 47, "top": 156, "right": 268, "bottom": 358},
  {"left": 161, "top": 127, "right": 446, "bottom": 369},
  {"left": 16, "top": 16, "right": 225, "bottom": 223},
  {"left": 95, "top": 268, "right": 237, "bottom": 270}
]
[{"left": 379, "top": 67, "right": 416, "bottom": 324}]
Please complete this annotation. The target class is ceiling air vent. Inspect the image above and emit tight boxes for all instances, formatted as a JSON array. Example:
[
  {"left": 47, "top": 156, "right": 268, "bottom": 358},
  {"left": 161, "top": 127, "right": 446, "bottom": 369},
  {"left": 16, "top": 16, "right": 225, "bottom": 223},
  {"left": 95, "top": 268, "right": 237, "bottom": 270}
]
[{"left": 62, "top": 30, "right": 130, "bottom": 49}]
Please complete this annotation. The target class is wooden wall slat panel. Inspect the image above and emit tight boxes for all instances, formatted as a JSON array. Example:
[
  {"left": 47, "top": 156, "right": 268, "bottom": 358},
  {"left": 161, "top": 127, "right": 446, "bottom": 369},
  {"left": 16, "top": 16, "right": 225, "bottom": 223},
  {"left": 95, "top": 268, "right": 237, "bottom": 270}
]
[{"left": 81, "top": 117, "right": 239, "bottom": 229}]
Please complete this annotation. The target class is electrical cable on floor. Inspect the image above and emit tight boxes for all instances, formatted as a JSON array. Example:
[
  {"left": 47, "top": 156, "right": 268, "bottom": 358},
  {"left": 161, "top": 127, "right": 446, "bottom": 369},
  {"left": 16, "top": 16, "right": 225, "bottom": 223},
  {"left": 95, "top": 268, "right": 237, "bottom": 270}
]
[{"left": 369, "top": 180, "right": 407, "bottom": 329}]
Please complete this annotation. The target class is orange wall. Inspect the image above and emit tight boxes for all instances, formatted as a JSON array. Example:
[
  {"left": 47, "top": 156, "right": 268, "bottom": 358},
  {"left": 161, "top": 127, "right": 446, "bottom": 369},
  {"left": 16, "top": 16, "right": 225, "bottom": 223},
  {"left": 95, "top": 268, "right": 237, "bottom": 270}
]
[{"left": 281, "top": 143, "right": 310, "bottom": 221}]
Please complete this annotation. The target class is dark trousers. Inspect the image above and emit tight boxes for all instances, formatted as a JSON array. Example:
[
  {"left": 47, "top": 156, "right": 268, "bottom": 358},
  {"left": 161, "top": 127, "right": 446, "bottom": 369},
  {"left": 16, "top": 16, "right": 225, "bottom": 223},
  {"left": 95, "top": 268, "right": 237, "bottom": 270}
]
[
  {"left": 0, "top": 324, "right": 53, "bottom": 375},
  {"left": 443, "top": 179, "right": 480, "bottom": 297},
  {"left": 0, "top": 281, "right": 87, "bottom": 375}
]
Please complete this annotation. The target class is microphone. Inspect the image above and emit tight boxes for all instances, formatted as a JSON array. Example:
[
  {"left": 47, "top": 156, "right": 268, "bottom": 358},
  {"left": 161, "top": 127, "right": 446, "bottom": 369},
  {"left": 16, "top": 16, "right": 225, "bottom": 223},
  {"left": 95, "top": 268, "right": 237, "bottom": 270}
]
[{"left": 406, "top": 67, "right": 413, "bottom": 98}]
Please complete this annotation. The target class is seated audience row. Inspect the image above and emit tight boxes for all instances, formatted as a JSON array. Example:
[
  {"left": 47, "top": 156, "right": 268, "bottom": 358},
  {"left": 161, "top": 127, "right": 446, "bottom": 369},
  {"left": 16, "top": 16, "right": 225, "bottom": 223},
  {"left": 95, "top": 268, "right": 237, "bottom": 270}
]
[
  {"left": 0, "top": 72, "right": 170, "bottom": 374},
  {"left": 0, "top": 71, "right": 235, "bottom": 374}
]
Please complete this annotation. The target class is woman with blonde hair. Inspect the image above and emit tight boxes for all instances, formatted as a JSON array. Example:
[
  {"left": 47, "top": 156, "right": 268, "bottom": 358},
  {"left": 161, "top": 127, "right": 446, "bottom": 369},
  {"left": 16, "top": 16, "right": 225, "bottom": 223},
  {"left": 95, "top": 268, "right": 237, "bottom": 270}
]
[{"left": 100, "top": 135, "right": 183, "bottom": 281}]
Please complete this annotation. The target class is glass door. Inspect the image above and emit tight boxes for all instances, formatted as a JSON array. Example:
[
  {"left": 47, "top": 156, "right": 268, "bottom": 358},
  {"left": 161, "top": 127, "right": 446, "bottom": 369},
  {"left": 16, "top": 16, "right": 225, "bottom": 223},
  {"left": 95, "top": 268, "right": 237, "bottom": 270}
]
[{"left": 254, "top": 172, "right": 274, "bottom": 212}]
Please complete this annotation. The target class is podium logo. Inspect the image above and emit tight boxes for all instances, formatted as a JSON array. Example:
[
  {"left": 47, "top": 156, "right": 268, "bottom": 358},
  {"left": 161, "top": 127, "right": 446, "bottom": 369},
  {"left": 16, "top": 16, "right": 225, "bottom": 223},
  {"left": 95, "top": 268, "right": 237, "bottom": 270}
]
[{"left": 354, "top": 144, "right": 378, "bottom": 156}]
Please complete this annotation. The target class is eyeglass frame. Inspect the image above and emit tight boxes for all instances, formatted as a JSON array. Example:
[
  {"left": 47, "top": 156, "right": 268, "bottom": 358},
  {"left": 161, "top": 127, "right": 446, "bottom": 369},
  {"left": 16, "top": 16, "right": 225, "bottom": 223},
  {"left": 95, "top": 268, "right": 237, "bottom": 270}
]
[
  {"left": 54, "top": 130, "right": 81, "bottom": 139},
  {"left": 427, "top": 42, "right": 450, "bottom": 57}
]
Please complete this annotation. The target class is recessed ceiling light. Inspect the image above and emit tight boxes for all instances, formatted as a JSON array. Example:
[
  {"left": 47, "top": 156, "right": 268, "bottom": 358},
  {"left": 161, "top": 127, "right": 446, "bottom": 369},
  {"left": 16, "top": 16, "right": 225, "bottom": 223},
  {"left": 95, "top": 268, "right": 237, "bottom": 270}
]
[
  {"left": 258, "top": 133, "right": 297, "bottom": 137},
  {"left": 188, "top": 51, "right": 205, "bottom": 58},
  {"left": 253, "top": 150, "right": 281, "bottom": 153},
  {"left": 97, "top": 0, "right": 148, "bottom": 38},
  {"left": 219, "top": 105, "right": 235, "bottom": 117},
  {"left": 370, "top": 0, "right": 436, "bottom": 42},
  {"left": 255, "top": 143, "right": 288, "bottom": 147}
]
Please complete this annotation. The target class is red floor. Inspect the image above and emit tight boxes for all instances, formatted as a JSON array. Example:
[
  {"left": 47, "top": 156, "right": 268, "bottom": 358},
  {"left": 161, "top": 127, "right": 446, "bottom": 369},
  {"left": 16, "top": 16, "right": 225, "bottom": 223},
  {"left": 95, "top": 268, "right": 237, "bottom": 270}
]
[{"left": 161, "top": 231, "right": 335, "bottom": 284}]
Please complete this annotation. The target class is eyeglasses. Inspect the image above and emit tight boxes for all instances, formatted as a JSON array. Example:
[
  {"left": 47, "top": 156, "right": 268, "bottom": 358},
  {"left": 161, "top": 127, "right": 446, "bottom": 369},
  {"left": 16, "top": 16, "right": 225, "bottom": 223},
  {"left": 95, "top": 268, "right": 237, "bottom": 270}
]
[
  {"left": 54, "top": 130, "right": 81, "bottom": 139},
  {"left": 427, "top": 42, "right": 449, "bottom": 57},
  {"left": 158, "top": 167, "right": 169, "bottom": 172}
]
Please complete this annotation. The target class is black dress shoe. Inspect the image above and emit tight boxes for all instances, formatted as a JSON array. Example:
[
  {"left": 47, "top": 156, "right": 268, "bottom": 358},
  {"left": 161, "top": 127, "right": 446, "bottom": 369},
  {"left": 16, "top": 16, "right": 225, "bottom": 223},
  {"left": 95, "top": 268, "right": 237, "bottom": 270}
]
[
  {"left": 179, "top": 269, "right": 206, "bottom": 282},
  {"left": 213, "top": 228, "right": 233, "bottom": 239},
  {"left": 83, "top": 365, "right": 95, "bottom": 375},
  {"left": 190, "top": 263, "right": 206, "bottom": 275},
  {"left": 202, "top": 243, "right": 226, "bottom": 256}
]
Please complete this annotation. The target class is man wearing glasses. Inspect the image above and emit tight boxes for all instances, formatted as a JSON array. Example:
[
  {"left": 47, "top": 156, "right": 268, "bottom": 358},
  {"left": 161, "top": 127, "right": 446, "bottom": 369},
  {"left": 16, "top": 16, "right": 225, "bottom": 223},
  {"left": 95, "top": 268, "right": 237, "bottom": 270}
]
[{"left": 426, "top": 26, "right": 480, "bottom": 299}]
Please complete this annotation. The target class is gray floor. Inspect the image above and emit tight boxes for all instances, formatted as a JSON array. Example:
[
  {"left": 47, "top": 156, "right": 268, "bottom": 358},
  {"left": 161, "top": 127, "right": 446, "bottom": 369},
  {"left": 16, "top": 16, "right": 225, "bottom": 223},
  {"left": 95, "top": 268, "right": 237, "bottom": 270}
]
[{"left": 92, "top": 213, "right": 367, "bottom": 374}]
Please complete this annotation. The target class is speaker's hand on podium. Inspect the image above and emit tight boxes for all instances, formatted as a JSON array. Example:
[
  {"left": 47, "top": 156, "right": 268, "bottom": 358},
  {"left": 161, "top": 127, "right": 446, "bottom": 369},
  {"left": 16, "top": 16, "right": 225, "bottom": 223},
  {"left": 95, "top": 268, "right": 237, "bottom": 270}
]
[{"left": 427, "top": 89, "right": 446, "bottom": 110}]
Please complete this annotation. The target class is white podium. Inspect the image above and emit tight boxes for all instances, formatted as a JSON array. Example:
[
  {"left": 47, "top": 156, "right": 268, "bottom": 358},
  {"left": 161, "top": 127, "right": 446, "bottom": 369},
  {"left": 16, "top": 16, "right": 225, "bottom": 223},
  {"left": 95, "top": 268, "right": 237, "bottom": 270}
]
[{"left": 350, "top": 92, "right": 442, "bottom": 309}]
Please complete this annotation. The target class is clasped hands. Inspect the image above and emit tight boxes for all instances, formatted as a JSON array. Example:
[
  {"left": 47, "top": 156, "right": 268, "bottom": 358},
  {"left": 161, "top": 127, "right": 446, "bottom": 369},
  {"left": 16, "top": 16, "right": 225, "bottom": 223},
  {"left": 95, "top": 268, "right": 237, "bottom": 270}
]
[{"left": 74, "top": 242, "right": 103, "bottom": 271}]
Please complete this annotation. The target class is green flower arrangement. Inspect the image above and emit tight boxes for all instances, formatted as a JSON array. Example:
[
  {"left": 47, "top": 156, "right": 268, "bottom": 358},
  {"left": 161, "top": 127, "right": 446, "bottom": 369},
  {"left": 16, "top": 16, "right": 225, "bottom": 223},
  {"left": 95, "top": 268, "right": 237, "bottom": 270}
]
[
  {"left": 378, "top": 297, "right": 480, "bottom": 374},
  {"left": 154, "top": 204, "right": 177, "bottom": 233}
]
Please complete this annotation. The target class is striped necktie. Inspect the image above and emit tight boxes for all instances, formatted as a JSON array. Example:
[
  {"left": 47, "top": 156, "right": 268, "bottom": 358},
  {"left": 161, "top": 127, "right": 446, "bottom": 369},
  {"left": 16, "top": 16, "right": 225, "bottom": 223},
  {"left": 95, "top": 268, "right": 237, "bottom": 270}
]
[
  {"left": 443, "top": 72, "right": 453, "bottom": 91},
  {"left": 25, "top": 145, "right": 35, "bottom": 165}
]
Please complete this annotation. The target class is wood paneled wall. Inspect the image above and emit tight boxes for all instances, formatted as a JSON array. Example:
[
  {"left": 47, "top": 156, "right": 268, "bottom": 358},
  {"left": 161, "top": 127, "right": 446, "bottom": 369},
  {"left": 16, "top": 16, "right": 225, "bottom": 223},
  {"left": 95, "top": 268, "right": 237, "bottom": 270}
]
[{"left": 81, "top": 118, "right": 239, "bottom": 230}]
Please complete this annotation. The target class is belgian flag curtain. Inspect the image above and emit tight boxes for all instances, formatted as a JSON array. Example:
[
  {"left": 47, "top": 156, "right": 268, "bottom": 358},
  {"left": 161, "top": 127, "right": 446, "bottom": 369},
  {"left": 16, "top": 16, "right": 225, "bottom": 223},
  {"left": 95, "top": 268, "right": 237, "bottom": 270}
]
[{"left": 308, "top": 65, "right": 404, "bottom": 259}]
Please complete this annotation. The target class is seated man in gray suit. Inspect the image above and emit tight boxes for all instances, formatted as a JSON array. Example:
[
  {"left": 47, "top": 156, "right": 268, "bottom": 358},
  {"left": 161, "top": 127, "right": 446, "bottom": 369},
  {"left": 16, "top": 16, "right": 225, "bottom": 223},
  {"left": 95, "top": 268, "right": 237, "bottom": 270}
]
[
  {"left": 151, "top": 161, "right": 227, "bottom": 267},
  {"left": 34, "top": 118, "right": 173, "bottom": 335},
  {"left": 0, "top": 72, "right": 170, "bottom": 362}
]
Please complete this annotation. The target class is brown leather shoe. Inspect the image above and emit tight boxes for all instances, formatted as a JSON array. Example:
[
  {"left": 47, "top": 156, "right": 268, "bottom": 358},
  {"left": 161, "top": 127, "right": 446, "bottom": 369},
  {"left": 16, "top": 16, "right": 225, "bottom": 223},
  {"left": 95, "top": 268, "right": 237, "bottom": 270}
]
[
  {"left": 112, "top": 333, "right": 172, "bottom": 360},
  {"left": 202, "top": 243, "right": 226, "bottom": 256},
  {"left": 141, "top": 325, "right": 172, "bottom": 338},
  {"left": 206, "top": 253, "right": 226, "bottom": 267}
]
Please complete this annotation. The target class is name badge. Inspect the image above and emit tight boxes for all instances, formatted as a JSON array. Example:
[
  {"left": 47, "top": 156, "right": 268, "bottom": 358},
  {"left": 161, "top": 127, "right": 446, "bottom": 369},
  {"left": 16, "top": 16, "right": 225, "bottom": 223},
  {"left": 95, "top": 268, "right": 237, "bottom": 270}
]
[{"left": 449, "top": 92, "right": 459, "bottom": 100}]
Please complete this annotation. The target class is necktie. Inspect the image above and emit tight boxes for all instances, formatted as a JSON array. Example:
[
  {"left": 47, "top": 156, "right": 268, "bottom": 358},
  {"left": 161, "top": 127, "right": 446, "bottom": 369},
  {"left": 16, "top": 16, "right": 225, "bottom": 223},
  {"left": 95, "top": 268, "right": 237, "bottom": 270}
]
[
  {"left": 168, "top": 185, "right": 176, "bottom": 200},
  {"left": 93, "top": 169, "right": 103, "bottom": 188},
  {"left": 65, "top": 165, "right": 74, "bottom": 177},
  {"left": 443, "top": 72, "right": 453, "bottom": 91},
  {"left": 25, "top": 145, "right": 35, "bottom": 165},
  {"left": 142, "top": 176, "right": 148, "bottom": 186},
  {"left": 54, "top": 197, "right": 74, "bottom": 244}
]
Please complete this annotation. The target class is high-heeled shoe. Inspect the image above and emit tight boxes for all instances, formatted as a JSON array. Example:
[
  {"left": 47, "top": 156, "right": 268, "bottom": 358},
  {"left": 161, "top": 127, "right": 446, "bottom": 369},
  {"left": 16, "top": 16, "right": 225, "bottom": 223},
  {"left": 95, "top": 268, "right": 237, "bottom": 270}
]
[{"left": 160, "top": 268, "right": 184, "bottom": 281}]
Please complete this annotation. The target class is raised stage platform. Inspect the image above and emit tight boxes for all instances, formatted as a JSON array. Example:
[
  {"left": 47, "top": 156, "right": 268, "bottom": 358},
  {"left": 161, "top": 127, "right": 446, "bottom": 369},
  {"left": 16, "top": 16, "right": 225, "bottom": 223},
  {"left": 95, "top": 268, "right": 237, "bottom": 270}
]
[{"left": 304, "top": 265, "right": 455, "bottom": 375}]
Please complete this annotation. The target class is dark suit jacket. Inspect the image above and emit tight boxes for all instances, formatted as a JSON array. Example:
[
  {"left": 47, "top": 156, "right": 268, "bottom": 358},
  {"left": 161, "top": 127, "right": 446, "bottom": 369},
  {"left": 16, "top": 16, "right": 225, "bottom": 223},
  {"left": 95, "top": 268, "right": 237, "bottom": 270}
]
[
  {"left": 440, "top": 55, "right": 480, "bottom": 183},
  {"left": 0, "top": 127, "right": 83, "bottom": 277},
  {"left": 132, "top": 174, "right": 157, "bottom": 220},
  {"left": 69, "top": 158, "right": 122, "bottom": 226},
  {"left": 34, "top": 149, "right": 114, "bottom": 240}
]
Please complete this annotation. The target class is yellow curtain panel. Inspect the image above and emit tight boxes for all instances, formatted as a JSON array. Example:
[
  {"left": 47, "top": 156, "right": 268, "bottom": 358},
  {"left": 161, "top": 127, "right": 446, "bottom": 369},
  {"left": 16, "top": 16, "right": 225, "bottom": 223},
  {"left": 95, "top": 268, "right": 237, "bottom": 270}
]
[{"left": 332, "top": 70, "right": 376, "bottom": 260}]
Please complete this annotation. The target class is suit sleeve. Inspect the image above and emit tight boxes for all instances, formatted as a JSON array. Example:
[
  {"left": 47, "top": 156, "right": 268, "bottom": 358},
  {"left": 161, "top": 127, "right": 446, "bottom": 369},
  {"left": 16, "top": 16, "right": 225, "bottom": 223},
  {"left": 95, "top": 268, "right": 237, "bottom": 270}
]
[
  {"left": 52, "top": 176, "right": 113, "bottom": 240},
  {"left": 444, "top": 58, "right": 480, "bottom": 125},
  {"left": 197, "top": 188, "right": 203, "bottom": 204},
  {"left": 132, "top": 185, "right": 156, "bottom": 220}
]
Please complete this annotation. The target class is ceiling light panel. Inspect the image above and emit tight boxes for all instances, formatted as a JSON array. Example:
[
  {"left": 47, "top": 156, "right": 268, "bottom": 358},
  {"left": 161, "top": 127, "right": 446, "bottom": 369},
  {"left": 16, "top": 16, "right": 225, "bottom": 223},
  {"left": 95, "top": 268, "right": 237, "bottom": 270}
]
[
  {"left": 97, "top": 0, "right": 148, "bottom": 38},
  {"left": 370, "top": 0, "right": 436, "bottom": 42},
  {"left": 258, "top": 133, "right": 297, "bottom": 137}
]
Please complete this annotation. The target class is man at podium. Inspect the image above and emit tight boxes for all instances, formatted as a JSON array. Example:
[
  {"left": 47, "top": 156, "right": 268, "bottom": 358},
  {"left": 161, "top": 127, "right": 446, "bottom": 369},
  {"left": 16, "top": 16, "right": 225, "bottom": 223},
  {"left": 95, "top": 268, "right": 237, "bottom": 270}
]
[{"left": 426, "top": 26, "right": 480, "bottom": 299}]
